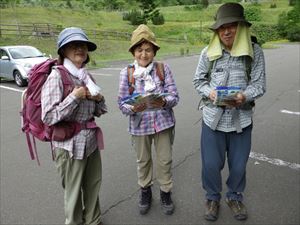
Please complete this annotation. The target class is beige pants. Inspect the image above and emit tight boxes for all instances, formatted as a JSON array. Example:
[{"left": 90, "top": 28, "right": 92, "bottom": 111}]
[
  {"left": 55, "top": 149, "right": 102, "bottom": 225},
  {"left": 132, "top": 127, "right": 174, "bottom": 193}
]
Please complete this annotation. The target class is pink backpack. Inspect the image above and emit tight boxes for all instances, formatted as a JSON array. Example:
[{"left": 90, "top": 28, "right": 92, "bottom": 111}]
[{"left": 21, "top": 59, "right": 74, "bottom": 165}]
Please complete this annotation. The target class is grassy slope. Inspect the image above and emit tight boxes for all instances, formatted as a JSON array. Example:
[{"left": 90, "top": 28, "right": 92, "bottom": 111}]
[{"left": 0, "top": 0, "right": 291, "bottom": 67}]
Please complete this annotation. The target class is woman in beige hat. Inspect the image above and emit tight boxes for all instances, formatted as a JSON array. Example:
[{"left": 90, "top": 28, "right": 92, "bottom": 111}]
[{"left": 118, "top": 24, "right": 180, "bottom": 215}]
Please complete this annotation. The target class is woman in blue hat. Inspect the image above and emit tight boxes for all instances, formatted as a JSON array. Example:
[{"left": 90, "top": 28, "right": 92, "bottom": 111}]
[{"left": 41, "top": 27, "right": 107, "bottom": 225}]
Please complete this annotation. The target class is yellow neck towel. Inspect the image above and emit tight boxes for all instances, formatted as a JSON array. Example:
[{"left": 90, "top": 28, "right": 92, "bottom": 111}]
[{"left": 207, "top": 23, "right": 253, "bottom": 62}]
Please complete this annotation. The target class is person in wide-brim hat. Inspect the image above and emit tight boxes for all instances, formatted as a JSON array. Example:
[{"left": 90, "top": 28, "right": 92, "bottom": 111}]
[
  {"left": 118, "top": 24, "right": 179, "bottom": 216},
  {"left": 193, "top": 2, "right": 266, "bottom": 224},
  {"left": 57, "top": 27, "right": 97, "bottom": 54},
  {"left": 41, "top": 26, "right": 107, "bottom": 225},
  {"left": 210, "top": 2, "right": 251, "bottom": 30},
  {"left": 128, "top": 24, "right": 160, "bottom": 54}
]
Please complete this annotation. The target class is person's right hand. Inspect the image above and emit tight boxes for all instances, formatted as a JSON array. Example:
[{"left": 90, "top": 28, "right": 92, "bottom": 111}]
[
  {"left": 132, "top": 103, "right": 147, "bottom": 113},
  {"left": 71, "top": 86, "right": 86, "bottom": 99},
  {"left": 209, "top": 90, "right": 217, "bottom": 101}
]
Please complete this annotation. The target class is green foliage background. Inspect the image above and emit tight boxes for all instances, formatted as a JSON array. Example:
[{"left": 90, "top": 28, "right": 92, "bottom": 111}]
[{"left": 0, "top": 0, "right": 295, "bottom": 67}]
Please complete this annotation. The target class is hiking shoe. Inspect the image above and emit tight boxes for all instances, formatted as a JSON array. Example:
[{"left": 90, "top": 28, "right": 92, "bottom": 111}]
[
  {"left": 226, "top": 198, "right": 248, "bottom": 220},
  {"left": 204, "top": 200, "right": 220, "bottom": 221},
  {"left": 138, "top": 187, "right": 152, "bottom": 215},
  {"left": 160, "top": 190, "right": 175, "bottom": 215}
]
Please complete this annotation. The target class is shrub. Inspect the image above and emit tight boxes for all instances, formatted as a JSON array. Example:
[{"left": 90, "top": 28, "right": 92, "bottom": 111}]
[
  {"left": 244, "top": 6, "right": 262, "bottom": 22},
  {"left": 200, "top": 0, "right": 209, "bottom": 8},
  {"left": 277, "top": 2, "right": 300, "bottom": 41},
  {"left": 277, "top": 11, "right": 289, "bottom": 37},
  {"left": 122, "top": 11, "right": 131, "bottom": 21},
  {"left": 122, "top": 9, "right": 147, "bottom": 25},
  {"left": 130, "top": 10, "right": 147, "bottom": 25},
  {"left": 270, "top": 3, "right": 277, "bottom": 8},
  {"left": 286, "top": 25, "right": 300, "bottom": 41},
  {"left": 251, "top": 24, "right": 281, "bottom": 45},
  {"left": 151, "top": 13, "right": 165, "bottom": 25}
]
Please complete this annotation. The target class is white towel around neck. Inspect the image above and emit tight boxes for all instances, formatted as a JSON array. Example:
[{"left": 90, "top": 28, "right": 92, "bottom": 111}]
[
  {"left": 63, "top": 58, "right": 101, "bottom": 96},
  {"left": 133, "top": 60, "right": 156, "bottom": 93}
]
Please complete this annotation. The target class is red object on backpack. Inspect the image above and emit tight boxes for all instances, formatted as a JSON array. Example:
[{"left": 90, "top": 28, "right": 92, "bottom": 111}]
[{"left": 21, "top": 58, "right": 74, "bottom": 165}]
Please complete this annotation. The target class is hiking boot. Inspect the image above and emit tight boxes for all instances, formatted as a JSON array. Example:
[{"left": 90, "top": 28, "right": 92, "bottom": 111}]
[
  {"left": 138, "top": 187, "right": 152, "bottom": 215},
  {"left": 160, "top": 190, "right": 175, "bottom": 215},
  {"left": 204, "top": 200, "right": 220, "bottom": 221},
  {"left": 226, "top": 198, "right": 248, "bottom": 220}
]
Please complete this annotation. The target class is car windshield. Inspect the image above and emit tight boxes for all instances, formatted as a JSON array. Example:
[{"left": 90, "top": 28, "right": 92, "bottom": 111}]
[{"left": 8, "top": 46, "right": 44, "bottom": 59}]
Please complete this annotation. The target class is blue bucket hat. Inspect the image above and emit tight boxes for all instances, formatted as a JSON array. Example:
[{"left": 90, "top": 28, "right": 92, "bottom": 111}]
[{"left": 57, "top": 27, "right": 97, "bottom": 54}]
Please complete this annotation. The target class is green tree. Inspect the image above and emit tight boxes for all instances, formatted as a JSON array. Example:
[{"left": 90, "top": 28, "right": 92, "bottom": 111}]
[
  {"left": 137, "top": 0, "right": 160, "bottom": 21},
  {"left": 66, "top": 0, "right": 73, "bottom": 8},
  {"left": 277, "top": 1, "right": 300, "bottom": 41}
]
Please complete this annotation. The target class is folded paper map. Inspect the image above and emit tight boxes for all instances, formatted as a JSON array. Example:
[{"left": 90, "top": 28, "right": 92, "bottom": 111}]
[
  {"left": 122, "top": 93, "right": 169, "bottom": 110},
  {"left": 213, "top": 86, "right": 241, "bottom": 106}
]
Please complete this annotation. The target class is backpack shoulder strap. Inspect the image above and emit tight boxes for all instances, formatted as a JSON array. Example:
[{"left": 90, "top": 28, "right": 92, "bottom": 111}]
[
  {"left": 55, "top": 65, "right": 75, "bottom": 98},
  {"left": 127, "top": 64, "right": 135, "bottom": 95},
  {"left": 127, "top": 62, "right": 165, "bottom": 95},
  {"left": 155, "top": 61, "right": 165, "bottom": 82},
  {"left": 244, "top": 55, "right": 252, "bottom": 82},
  {"left": 205, "top": 60, "right": 216, "bottom": 81}
]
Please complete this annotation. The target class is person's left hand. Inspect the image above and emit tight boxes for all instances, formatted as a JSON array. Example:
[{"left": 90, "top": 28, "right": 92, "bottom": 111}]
[
  {"left": 149, "top": 97, "right": 166, "bottom": 109},
  {"left": 224, "top": 93, "right": 246, "bottom": 108},
  {"left": 86, "top": 89, "right": 104, "bottom": 102}
]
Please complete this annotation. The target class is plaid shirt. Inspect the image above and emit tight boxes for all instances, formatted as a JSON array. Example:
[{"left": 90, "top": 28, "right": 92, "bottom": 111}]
[
  {"left": 41, "top": 68, "right": 107, "bottom": 159},
  {"left": 118, "top": 62, "right": 179, "bottom": 136},
  {"left": 193, "top": 43, "right": 266, "bottom": 132}
]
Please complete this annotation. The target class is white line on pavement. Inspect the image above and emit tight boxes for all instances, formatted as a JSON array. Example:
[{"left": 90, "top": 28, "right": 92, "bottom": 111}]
[
  {"left": 89, "top": 73, "right": 112, "bottom": 76},
  {"left": 250, "top": 151, "right": 300, "bottom": 170},
  {"left": 0, "top": 85, "right": 24, "bottom": 93},
  {"left": 101, "top": 68, "right": 123, "bottom": 70},
  {"left": 280, "top": 109, "right": 300, "bottom": 115}
]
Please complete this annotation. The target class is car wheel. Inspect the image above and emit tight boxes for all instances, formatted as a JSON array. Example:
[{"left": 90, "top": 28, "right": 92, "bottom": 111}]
[{"left": 13, "top": 70, "right": 27, "bottom": 87}]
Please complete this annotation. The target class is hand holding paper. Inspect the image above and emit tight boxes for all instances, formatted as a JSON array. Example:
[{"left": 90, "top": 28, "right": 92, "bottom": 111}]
[
  {"left": 213, "top": 86, "right": 244, "bottom": 107},
  {"left": 122, "top": 93, "right": 168, "bottom": 112}
]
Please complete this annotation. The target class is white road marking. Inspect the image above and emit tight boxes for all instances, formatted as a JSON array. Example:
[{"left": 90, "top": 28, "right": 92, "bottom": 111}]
[
  {"left": 0, "top": 85, "right": 24, "bottom": 93},
  {"left": 250, "top": 152, "right": 300, "bottom": 170},
  {"left": 101, "top": 68, "right": 123, "bottom": 70},
  {"left": 280, "top": 109, "right": 300, "bottom": 115},
  {"left": 89, "top": 72, "right": 112, "bottom": 77}
]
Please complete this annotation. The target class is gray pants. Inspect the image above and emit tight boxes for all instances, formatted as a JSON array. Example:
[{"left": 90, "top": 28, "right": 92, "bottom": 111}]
[
  {"left": 55, "top": 149, "right": 102, "bottom": 225},
  {"left": 132, "top": 127, "right": 174, "bottom": 192}
]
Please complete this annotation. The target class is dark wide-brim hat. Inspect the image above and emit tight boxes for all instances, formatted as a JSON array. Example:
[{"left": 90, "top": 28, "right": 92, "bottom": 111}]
[
  {"left": 210, "top": 3, "right": 252, "bottom": 30},
  {"left": 129, "top": 24, "right": 160, "bottom": 53},
  {"left": 57, "top": 27, "right": 97, "bottom": 54}
]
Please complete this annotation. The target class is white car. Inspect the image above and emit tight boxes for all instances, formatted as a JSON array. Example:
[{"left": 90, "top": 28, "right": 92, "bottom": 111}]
[{"left": 0, "top": 45, "right": 49, "bottom": 87}]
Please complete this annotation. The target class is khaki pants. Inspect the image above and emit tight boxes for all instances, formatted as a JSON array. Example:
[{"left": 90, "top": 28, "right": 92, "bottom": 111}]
[
  {"left": 132, "top": 127, "right": 174, "bottom": 193},
  {"left": 55, "top": 149, "right": 102, "bottom": 225}
]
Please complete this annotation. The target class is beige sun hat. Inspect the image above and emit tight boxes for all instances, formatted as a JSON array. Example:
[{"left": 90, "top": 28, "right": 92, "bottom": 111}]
[
  {"left": 129, "top": 24, "right": 160, "bottom": 53},
  {"left": 210, "top": 3, "right": 251, "bottom": 30}
]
